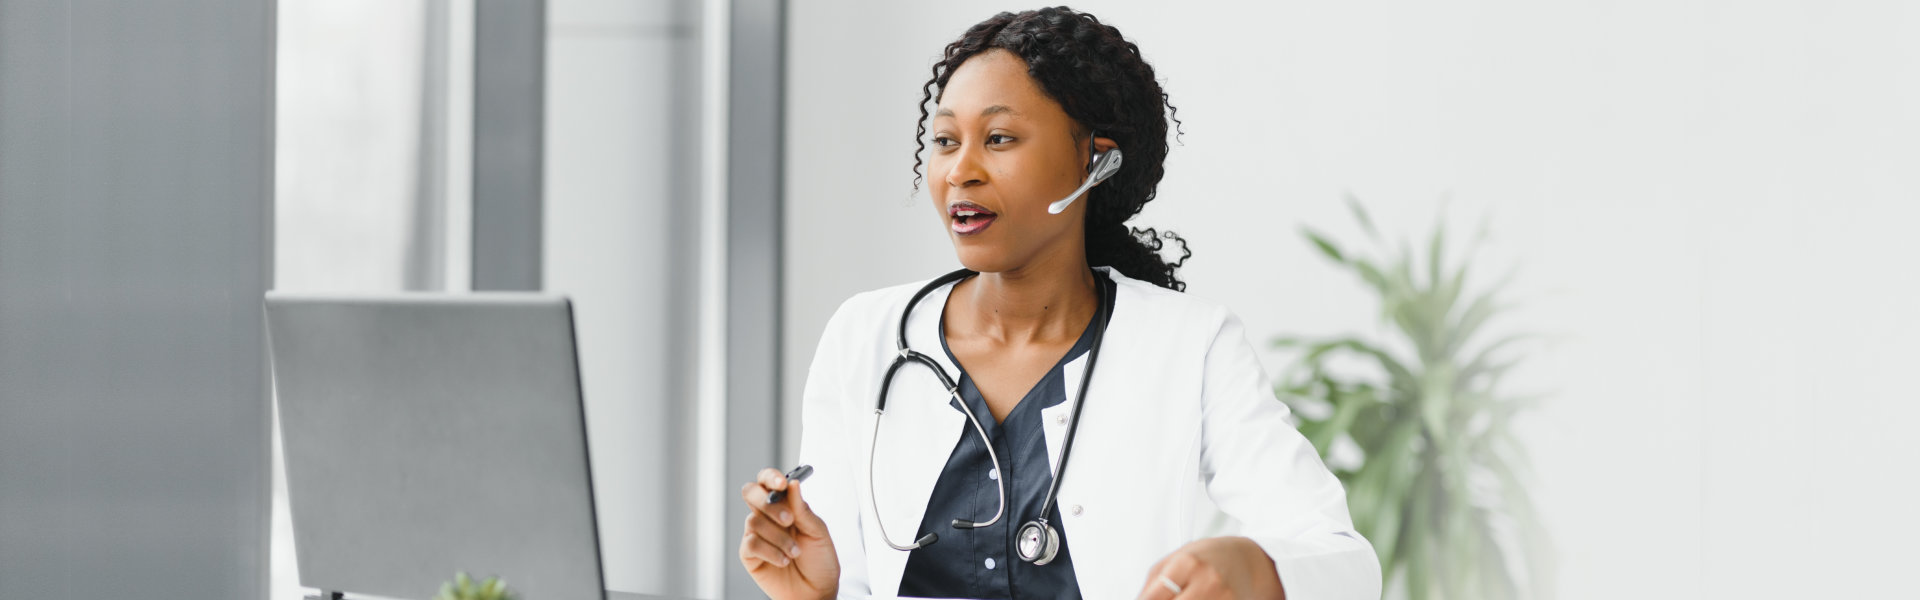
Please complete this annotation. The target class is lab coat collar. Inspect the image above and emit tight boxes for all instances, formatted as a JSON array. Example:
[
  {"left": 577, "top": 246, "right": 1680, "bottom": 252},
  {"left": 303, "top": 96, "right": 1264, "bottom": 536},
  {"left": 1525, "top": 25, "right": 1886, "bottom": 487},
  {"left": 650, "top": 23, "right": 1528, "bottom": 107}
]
[{"left": 900, "top": 266, "right": 1128, "bottom": 482}]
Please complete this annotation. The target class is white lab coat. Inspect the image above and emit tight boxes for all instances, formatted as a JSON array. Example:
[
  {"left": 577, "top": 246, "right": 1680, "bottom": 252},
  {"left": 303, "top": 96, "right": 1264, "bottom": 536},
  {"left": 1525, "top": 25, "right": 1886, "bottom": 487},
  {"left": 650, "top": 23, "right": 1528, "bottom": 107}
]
[{"left": 796, "top": 267, "right": 1382, "bottom": 600}]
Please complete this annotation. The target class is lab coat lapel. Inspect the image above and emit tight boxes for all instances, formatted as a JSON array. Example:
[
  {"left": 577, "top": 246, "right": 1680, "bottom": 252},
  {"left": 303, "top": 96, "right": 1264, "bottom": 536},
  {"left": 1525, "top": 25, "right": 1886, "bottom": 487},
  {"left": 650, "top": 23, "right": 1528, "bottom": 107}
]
[
  {"left": 1040, "top": 268, "right": 1112, "bottom": 476},
  {"left": 865, "top": 281, "right": 965, "bottom": 594},
  {"left": 1043, "top": 272, "right": 1187, "bottom": 598},
  {"left": 1039, "top": 356, "right": 1084, "bottom": 473}
]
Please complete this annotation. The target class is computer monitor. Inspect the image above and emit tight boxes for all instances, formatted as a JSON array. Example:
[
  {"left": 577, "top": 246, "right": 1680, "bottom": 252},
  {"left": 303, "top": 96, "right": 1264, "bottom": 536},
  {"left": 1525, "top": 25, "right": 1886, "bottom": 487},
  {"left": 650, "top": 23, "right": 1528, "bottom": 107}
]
[{"left": 266, "top": 292, "right": 612, "bottom": 600}]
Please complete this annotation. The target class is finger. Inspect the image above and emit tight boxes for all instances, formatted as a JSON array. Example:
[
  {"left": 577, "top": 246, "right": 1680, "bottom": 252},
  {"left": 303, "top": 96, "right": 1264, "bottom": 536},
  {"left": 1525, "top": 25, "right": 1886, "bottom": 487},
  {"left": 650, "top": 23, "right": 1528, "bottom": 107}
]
[
  {"left": 1171, "top": 567, "right": 1223, "bottom": 600},
  {"left": 738, "top": 531, "right": 769, "bottom": 569},
  {"left": 1144, "top": 553, "right": 1172, "bottom": 580},
  {"left": 758, "top": 467, "right": 789, "bottom": 492},
  {"left": 739, "top": 481, "right": 794, "bottom": 527},
  {"left": 766, "top": 467, "right": 801, "bottom": 504},
  {"left": 782, "top": 480, "right": 832, "bottom": 539},
  {"left": 740, "top": 528, "right": 792, "bottom": 568},
  {"left": 1136, "top": 552, "right": 1196, "bottom": 600},
  {"left": 1136, "top": 573, "right": 1181, "bottom": 600},
  {"left": 745, "top": 511, "right": 800, "bottom": 560},
  {"left": 1168, "top": 555, "right": 1225, "bottom": 600}
]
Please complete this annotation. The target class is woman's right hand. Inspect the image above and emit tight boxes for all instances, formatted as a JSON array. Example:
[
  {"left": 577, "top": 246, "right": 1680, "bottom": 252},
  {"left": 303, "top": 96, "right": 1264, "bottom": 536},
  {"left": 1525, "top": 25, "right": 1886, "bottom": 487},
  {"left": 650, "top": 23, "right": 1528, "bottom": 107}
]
[{"left": 739, "top": 467, "right": 839, "bottom": 600}]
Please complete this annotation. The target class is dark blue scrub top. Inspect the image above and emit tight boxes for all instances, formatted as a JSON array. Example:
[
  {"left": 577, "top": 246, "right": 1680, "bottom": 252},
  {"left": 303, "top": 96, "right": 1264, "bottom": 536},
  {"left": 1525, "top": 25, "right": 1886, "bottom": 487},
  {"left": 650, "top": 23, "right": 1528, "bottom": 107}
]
[{"left": 897, "top": 274, "right": 1115, "bottom": 599}]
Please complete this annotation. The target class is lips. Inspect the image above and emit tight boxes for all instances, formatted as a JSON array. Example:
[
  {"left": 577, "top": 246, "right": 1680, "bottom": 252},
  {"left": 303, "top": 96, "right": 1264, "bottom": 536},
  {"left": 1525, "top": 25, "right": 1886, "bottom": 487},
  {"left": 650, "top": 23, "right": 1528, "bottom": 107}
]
[{"left": 948, "top": 201, "right": 998, "bottom": 236}]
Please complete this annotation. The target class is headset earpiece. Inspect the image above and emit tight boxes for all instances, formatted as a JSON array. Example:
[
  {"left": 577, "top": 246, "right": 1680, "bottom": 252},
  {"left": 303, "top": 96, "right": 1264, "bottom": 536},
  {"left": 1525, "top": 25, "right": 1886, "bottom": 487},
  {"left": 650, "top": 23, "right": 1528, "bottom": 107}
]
[
  {"left": 1046, "top": 138, "right": 1125, "bottom": 215},
  {"left": 1087, "top": 148, "right": 1124, "bottom": 184}
]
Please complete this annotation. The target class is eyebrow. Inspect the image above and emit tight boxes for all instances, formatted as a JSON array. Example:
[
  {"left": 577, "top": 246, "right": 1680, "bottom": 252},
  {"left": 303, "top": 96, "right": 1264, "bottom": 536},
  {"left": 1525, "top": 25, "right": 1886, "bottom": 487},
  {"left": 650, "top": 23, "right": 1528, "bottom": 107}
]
[{"left": 934, "top": 104, "right": 1020, "bottom": 118}]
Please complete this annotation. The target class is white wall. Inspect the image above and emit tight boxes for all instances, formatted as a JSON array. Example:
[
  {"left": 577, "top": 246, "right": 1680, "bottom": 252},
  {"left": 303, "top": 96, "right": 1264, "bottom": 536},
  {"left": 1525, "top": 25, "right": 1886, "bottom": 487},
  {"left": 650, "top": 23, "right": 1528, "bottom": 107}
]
[
  {"left": 783, "top": 2, "right": 1920, "bottom": 598},
  {"left": 274, "top": 1, "right": 712, "bottom": 597},
  {"left": 545, "top": 0, "right": 705, "bottom": 595},
  {"left": 276, "top": 0, "right": 431, "bottom": 293},
  {"left": 274, "top": 3, "right": 440, "bottom": 600}
]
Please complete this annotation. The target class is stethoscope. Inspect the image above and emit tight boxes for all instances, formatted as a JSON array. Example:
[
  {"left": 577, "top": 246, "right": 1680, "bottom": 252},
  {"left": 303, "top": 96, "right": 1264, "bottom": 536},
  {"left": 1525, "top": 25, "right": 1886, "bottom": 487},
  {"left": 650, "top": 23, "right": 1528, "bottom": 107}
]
[
  {"left": 867, "top": 134, "right": 1123, "bottom": 566},
  {"left": 866, "top": 266, "right": 1113, "bottom": 567}
]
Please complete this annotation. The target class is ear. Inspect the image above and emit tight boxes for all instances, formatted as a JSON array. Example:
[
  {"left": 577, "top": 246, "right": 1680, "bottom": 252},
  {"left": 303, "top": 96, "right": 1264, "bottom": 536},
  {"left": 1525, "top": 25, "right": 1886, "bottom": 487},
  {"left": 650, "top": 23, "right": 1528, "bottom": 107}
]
[{"left": 1091, "top": 136, "right": 1119, "bottom": 155}]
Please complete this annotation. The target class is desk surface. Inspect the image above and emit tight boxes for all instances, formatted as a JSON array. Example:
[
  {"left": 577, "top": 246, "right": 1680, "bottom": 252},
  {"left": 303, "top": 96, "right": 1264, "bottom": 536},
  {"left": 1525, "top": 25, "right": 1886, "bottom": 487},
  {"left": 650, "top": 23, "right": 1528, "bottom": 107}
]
[{"left": 317, "top": 591, "right": 688, "bottom": 600}]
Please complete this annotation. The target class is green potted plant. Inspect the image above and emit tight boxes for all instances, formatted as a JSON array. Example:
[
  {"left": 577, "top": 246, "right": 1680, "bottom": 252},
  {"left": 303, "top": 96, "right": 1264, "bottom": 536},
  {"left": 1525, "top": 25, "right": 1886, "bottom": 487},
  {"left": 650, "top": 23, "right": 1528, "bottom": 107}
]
[
  {"left": 1274, "top": 197, "right": 1554, "bottom": 600},
  {"left": 434, "top": 571, "right": 519, "bottom": 600}
]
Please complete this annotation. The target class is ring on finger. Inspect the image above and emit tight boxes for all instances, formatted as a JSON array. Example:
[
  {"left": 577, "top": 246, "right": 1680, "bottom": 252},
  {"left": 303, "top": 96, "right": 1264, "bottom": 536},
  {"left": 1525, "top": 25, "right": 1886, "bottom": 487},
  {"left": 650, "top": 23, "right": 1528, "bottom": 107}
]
[{"left": 1158, "top": 574, "right": 1182, "bottom": 595}]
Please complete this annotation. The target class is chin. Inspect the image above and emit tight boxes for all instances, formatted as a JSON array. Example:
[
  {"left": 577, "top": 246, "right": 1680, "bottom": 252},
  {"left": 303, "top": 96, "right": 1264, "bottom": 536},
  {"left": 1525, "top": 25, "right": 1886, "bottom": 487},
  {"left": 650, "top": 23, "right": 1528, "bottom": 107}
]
[{"left": 950, "top": 243, "right": 1018, "bottom": 274}]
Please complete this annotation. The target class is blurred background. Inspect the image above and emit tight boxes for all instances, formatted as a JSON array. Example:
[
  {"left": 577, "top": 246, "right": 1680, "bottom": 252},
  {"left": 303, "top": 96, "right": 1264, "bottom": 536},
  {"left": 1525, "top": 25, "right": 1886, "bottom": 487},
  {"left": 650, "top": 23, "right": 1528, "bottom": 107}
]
[{"left": 3, "top": 1, "right": 1916, "bottom": 599}]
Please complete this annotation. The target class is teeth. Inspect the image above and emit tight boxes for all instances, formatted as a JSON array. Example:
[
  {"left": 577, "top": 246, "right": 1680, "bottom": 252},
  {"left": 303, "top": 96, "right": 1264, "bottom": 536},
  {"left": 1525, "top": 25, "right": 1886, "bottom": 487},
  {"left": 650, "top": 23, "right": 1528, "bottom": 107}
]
[{"left": 956, "top": 209, "right": 978, "bottom": 217}]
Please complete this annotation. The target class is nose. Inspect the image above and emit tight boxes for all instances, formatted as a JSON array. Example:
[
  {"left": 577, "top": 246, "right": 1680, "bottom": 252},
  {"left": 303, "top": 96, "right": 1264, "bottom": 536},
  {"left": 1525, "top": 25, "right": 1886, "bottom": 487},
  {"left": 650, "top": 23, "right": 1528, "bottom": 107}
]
[{"left": 943, "top": 142, "right": 987, "bottom": 189}]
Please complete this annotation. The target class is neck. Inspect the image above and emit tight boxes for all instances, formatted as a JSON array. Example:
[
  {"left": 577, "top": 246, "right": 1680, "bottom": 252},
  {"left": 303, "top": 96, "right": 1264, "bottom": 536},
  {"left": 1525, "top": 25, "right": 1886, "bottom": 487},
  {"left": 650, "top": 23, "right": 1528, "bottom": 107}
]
[{"left": 956, "top": 256, "right": 1100, "bottom": 345}]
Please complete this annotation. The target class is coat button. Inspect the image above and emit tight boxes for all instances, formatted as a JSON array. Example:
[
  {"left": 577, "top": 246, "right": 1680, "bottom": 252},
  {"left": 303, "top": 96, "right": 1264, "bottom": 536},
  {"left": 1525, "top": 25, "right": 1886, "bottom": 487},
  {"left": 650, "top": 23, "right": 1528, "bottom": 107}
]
[
  {"left": 1054, "top": 413, "right": 1068, "bottom": 425},
  {"left": 1069, "top": 504, "right": 1084, "bottom": 516}
]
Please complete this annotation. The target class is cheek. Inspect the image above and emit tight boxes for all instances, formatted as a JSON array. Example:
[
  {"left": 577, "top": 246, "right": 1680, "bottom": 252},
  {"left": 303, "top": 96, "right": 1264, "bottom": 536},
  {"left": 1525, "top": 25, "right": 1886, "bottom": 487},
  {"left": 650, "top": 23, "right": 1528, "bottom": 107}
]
[
  {"left": 925, "top": 156, "right": 952, "bottom": 196},
  {"left": 1004, "top": 164, "right": 1075, "bottom": 213},
  {"left": 927, "top": 176, "right": 950, "bottom": 205}
]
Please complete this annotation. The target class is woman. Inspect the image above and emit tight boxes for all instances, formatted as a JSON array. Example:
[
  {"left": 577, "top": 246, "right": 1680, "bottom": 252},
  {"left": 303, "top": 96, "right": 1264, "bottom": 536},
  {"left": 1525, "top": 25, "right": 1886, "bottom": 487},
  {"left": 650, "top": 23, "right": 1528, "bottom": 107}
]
[{"left": 739, "top": 7, "right": 1380, "bottom": 599}]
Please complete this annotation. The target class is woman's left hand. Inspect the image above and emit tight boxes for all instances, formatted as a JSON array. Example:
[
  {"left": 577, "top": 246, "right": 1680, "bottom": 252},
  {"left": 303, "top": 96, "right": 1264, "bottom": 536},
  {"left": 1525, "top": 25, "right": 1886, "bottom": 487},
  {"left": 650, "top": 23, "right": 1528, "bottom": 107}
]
[{"left": 1135, "top": 536, "right": 1285, "bottom": 600}]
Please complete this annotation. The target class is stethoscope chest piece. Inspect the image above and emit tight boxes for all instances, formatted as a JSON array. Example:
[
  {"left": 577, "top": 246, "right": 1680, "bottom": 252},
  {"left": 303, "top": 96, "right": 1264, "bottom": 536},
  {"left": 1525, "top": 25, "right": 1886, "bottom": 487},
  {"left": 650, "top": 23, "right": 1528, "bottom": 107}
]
[{"left": 1016, "top": 520, "right": 1061, "bottom": 566}]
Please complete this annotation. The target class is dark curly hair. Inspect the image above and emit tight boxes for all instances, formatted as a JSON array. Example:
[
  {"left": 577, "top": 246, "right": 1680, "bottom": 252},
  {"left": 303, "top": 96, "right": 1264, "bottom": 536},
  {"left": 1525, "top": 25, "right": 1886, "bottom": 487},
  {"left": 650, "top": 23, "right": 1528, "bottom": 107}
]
[{"left": 912, "top": 6, "right": 1192, "bottom": 291}]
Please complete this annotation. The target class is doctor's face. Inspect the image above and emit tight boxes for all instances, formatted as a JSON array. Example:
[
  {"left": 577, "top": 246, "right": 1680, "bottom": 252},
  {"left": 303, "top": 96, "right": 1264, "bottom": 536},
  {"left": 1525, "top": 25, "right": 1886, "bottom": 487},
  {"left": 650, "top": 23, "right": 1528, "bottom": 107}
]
[{"left": 928, "top": 49, "right": 1099, "bottom": 274}]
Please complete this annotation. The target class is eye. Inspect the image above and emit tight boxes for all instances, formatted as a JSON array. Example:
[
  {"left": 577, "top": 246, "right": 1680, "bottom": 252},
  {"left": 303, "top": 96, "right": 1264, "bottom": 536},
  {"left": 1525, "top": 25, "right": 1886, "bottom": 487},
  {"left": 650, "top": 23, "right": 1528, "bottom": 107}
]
[
  {"left": 931, "top": 135, "right": 957, "bottom": 148},
  {"left": 986, "top": 134, "right": 1016, "bottom": 146}
]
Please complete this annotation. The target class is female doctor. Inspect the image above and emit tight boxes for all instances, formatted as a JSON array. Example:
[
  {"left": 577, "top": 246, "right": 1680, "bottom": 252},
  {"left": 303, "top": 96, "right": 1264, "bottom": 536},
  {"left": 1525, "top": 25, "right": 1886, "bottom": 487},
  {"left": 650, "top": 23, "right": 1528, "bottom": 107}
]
[{"left": 739, "top": 7, "right": 1380, "bottom": 600}]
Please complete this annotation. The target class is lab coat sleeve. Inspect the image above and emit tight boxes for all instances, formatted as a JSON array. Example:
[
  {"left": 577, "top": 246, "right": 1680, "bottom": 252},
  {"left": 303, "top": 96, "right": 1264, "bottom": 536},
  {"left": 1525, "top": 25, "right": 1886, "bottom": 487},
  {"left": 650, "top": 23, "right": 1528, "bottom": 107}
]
[
  {"left": 1198, "top": 311, "right": 1383, "bottom": 600},
  {"left": 795, "top": 295, "right": 873, "bottom": 598}
]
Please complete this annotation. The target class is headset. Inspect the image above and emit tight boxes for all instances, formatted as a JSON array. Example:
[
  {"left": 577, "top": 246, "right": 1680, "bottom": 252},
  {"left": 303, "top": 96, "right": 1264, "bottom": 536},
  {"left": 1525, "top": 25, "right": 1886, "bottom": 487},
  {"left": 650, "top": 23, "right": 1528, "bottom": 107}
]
[{"left": 1047, "top": 132, "right": 1125, "bottom": 215}]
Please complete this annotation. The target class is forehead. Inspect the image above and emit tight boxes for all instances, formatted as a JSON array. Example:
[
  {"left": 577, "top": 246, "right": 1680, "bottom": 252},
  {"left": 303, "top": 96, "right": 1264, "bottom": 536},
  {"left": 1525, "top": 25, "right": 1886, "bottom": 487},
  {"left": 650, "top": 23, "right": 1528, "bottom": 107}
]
[{"left": 936, "top": 49, "right": 1060, "bottom": 120}]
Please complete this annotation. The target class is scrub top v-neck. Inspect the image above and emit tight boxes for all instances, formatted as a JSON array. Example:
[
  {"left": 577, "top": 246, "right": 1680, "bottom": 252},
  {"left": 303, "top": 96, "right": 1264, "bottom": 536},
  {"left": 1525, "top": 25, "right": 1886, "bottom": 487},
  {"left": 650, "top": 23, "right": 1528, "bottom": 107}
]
[{"left": 896, "top": 273, "right": 1116, "bottom": 600}]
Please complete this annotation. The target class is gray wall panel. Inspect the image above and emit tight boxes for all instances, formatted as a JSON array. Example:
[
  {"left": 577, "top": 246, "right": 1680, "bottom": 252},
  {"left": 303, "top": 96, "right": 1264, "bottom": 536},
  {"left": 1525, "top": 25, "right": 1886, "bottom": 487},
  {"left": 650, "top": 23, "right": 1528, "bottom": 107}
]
[
  {"left": 473, "top": 0, "right": 547, "bottom": 291},
  {"left": 0, "top": 1, "right": 273, "bottom": 599},
  {"left": 725, "top": 0, "right": 784, "bottom": 597}
]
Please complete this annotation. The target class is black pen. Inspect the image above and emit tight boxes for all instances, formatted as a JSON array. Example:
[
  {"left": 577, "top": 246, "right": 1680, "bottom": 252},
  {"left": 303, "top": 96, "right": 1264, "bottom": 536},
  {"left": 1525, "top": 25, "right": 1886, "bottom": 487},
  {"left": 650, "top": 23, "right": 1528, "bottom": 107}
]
[{"left": 766, "top": 464, "right": 812, "bottom": 504}]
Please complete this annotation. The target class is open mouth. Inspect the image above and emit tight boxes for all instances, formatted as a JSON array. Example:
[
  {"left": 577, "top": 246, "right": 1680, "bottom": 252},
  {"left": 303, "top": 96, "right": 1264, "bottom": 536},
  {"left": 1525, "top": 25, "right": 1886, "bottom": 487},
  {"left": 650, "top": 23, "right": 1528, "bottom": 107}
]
[{"left": 949, "top": 202, "right": 998, "bottom": 235}]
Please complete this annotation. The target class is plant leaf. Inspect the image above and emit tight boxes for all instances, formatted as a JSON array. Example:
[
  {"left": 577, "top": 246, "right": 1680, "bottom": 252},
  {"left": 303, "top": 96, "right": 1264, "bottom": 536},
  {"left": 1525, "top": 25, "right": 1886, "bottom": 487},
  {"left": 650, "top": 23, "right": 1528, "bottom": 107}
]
[
  {"left": 1346, "top": 193, "right": 1381, "bottom": 241},
  {"left": 1272, "top": 199, "right": 1551, "bottom": 600},
  {"left": 1428, "top": 215, "right": 1446, "bottom": 293},
  {"left": 1353, "top": 259, "right": 1391, "bottom": 295},
  {"left": 1303, "top": 227, "right": 1347, "bottom": 264}
]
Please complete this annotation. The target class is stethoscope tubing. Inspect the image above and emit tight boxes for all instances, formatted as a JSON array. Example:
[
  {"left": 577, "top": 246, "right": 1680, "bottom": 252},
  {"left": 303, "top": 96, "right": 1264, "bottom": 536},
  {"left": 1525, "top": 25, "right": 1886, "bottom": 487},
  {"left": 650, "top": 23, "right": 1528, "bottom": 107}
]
[
  {"left": 868, "top": 380, "right": 1007, "bottom": 551},
  {"left": 1033, "top": 273, "right": 1107, "bottom": 528},
  {"left": 866, "top": 268, "right": 1109, "bottom": 556}
]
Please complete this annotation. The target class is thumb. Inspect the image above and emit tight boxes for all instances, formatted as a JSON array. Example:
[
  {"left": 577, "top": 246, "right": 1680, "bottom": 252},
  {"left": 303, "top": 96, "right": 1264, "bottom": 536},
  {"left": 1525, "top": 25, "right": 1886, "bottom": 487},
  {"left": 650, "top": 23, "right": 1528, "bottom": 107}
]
[{"left": 785, "top": 479, "right": 831, "bottom": 539}]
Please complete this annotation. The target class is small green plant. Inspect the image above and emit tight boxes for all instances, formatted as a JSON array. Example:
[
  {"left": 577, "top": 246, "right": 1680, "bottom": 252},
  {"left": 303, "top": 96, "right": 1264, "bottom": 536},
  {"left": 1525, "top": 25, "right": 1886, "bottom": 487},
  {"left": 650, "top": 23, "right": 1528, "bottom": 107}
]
[
  {"left": 434, "top": 571, "right": 519, "bottom": 600},
  {"left": 1274, "top": 197, "right": 1552, "bottom": 600}
]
